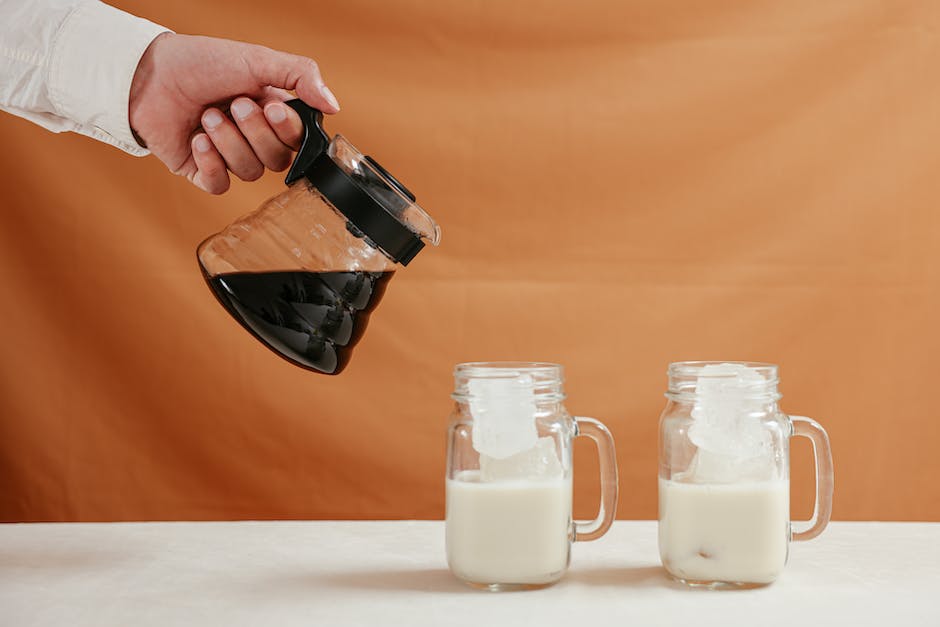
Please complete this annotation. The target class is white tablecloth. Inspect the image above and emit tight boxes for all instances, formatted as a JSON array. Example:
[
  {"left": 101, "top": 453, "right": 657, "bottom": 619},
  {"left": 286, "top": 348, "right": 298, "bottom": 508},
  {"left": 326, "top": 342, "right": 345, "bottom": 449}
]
[{"left": 0, "top": 521, "right": 937, "bottom": 626}]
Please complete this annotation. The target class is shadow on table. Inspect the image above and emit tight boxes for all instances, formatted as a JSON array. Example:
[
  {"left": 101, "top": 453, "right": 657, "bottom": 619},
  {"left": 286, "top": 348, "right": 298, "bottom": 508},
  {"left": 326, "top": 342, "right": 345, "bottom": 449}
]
[
  {"left": 0, "top": 546, "right": 131, "bottom": 571},
  {"left": 567, "top": 565, "right": 681, "bottom": 589},
  {"left": 254, "top": 568, "right": 473, "bottom": 594},
  {"left": 319, "top": 568, "right": 471, "bottom": 593},
  {"left": 251, "top": 566, "right": 679, "bottom": 595}
]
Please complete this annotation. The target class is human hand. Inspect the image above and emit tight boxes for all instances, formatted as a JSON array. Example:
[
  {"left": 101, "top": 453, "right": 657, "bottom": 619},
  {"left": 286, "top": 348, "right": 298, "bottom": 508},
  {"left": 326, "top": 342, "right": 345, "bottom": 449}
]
[{"left": 128, "top": 33, "right": 340, "bottom": 194}]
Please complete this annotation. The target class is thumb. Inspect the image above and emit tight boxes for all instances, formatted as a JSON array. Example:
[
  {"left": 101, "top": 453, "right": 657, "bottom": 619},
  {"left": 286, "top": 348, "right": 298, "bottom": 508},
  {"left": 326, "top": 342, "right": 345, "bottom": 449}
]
[{"left": 244, "top": 45, "right": 340, "bottom": 113}]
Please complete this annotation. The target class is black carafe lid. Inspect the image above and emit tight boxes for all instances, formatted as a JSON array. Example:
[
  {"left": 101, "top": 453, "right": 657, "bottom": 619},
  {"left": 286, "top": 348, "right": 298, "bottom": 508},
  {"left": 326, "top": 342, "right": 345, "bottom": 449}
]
[{"left": 283, "top": 100, "right": 429, "bottom": 266}]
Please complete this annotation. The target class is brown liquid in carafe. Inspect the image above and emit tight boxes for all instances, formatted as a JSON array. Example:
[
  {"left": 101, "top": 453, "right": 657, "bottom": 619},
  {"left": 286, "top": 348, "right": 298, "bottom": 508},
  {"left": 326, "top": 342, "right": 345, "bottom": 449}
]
[{"left": 205, "top": 270, "right": 394, "bottom": 374}]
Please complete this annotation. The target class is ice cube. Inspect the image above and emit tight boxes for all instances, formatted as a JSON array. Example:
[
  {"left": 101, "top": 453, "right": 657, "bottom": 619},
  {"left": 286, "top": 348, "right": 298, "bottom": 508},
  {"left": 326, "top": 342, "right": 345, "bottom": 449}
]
[
  {"left": 468, "top": 374, "right": 538, "bottom": 459},
  {"left": 688, "top": 402, "right": 769, "bottom": 458},
  {"left": 480, "top": 437, "right": 564, "bottom": 481},
  {"left": 683, "top": 363, "right": 778, "bottom": 482}
]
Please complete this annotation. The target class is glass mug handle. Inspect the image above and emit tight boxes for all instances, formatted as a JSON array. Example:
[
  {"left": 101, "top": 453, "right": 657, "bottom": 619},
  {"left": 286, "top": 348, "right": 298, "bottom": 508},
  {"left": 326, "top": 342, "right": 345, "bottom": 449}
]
[
  {"left": 789, "top": 415, "right": 834, "bottom": 541},
  {"left": 572, "top": 417, "right": 619, "bottom": 542}
]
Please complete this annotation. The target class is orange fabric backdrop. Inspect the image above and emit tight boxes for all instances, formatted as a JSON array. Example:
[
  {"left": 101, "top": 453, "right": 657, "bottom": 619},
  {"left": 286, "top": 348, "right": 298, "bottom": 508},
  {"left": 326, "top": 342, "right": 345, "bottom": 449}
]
[{"left": 1, "top": 0, "right": 938, "bottom": 522}]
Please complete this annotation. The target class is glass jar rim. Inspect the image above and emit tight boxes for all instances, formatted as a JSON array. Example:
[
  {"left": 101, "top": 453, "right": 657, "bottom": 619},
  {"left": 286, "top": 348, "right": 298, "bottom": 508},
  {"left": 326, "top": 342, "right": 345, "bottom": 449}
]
[
  {"left": 451, "top": 361, "right": 566, "bottom": 402},
  {"left": 666, "top": 360, "right": 781, "bottom": 402},
  {"left": 668, "top": 360, "right": 778, "bottom": 377},
  {"left": 454, "top": 361, "right": 562, "bottom": 375}
]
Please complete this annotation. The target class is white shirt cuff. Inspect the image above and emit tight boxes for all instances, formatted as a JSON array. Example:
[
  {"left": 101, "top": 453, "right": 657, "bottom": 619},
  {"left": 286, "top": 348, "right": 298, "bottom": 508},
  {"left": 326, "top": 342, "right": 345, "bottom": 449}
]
[{"left": 47, "top": 1, "right": 169, "bottom": 156}]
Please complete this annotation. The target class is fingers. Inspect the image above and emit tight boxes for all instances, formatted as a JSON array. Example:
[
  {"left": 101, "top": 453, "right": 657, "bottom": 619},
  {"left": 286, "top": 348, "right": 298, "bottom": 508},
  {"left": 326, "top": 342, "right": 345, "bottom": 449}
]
[
  {"left": 188, "top": 93, "right": 307, "bottom": 194},
  {"left": 230, "top": 98, "right": 295, "bottom": 171},
  {"left": 201, "top": 108, "right": 265, "bottom": 182},
  {"left": 244, "top": 47, "right": 340, "bottom": 114},
  {"left": 191, "top": 133, "right": 230, "bottom": 194},
  {"left": 262, "top": 101, "right": 303, "bottom": 150}
]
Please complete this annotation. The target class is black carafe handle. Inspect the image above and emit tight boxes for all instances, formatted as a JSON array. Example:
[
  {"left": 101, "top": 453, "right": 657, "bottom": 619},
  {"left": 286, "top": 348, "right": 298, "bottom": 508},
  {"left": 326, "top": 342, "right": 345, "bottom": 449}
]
[{"left": 284, "top": 99, "right": 331, "bottom": 185}]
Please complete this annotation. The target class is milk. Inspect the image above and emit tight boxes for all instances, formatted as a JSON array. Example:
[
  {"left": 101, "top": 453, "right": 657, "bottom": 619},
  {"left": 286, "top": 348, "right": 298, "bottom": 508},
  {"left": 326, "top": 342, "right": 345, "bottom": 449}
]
[
  {"left": 658, "top": 478, "right": 790, "bottom": 584},
  {"left": 446, "top": 471, "right": 572, "bottom": 585}
]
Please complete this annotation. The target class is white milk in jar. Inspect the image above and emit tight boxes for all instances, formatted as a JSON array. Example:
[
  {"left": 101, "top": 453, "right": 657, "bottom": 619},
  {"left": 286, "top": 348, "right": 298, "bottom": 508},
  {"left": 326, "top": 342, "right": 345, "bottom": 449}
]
[
  {"left": 446, "top": 471, "right": 572, "bottom": 584},
  {"left": 658, "top": 478, "right": 789, "bottom": 584}
]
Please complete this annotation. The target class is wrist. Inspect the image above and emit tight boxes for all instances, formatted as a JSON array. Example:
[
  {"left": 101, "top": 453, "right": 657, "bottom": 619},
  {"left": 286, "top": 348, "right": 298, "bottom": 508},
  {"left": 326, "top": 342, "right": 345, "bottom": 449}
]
[
  {"left": 48, "top": 1, "right": 168, "bottom": 155},
  {"left": 129, "top": 32, "right": 175, "bottom": 149}
]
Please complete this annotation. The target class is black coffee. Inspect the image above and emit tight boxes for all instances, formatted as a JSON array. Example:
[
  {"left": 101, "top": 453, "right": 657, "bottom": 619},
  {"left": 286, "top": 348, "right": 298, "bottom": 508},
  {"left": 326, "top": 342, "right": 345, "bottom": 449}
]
[{"left": 206, "top": 270, "right": 394, "bottom": 374}]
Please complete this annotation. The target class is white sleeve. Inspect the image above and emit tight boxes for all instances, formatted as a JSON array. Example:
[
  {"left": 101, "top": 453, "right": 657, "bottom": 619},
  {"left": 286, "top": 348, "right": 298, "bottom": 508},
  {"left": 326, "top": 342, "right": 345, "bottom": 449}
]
[{"left": 0, "top": 0, "right": 169, "bottom": 156}]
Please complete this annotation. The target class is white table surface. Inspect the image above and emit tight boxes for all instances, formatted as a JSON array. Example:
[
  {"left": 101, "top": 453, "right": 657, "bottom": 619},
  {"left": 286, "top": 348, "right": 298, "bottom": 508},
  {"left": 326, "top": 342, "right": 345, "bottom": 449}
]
[{"left": 0, "top": 521, "right": 937, "bottom": 626}]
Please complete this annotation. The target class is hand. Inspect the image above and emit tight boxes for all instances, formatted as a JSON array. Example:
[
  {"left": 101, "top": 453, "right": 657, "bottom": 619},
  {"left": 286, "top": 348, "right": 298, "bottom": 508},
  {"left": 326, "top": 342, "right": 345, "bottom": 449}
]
[{"left": 128, "top": 33, "right": 340, "bottom": 194}]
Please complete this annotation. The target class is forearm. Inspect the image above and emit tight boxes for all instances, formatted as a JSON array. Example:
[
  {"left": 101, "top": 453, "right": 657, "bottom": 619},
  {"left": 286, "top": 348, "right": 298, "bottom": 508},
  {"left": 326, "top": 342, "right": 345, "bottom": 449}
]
[{"left": 0, "top": 0, "right": 168, "bottom": 155}]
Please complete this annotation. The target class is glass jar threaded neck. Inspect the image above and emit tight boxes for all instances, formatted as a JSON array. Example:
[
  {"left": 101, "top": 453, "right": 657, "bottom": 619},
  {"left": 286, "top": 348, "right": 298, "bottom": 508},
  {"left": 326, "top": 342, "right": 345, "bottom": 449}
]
[
  {"left": 666, "top": 361, "right": 781, "bottom": 403},
  {"left": 451, "top": 362, "right": 566, "bottom": 403}
]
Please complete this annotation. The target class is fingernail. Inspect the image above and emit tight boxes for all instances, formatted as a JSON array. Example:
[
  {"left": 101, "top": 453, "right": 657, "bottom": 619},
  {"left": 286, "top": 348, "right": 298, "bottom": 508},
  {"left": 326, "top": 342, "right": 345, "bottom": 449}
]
[
  {"left": 231, "top": 99, "right": 253, "bottom": 121},
  {"left": 264, "top": 103, "right": 287, "bottom": 124},
  {"left": 203, "top": 110, "right": 223, "bottom": 130},
  {"left": 194, "top": 135, "right": 211, "bottom": 153},
  {"left": 319, "top": 85, "right": 340, "bottom": 111}
]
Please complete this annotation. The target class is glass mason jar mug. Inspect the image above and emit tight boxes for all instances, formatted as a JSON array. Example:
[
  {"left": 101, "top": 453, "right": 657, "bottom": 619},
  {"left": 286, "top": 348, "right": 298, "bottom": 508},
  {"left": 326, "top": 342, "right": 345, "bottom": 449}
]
[
  {"left": 445, "top": 362, "right": 619, "bottom": 591},
  {"left": 658, "top": 361, "right": 834, "bottom": 588}
]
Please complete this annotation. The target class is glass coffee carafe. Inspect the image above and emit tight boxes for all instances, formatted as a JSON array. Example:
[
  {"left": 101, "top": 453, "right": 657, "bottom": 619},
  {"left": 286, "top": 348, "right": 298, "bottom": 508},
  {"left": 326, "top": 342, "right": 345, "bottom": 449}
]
[{"left": 197, "top": 100, "right": 440, "bottom": 375}]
